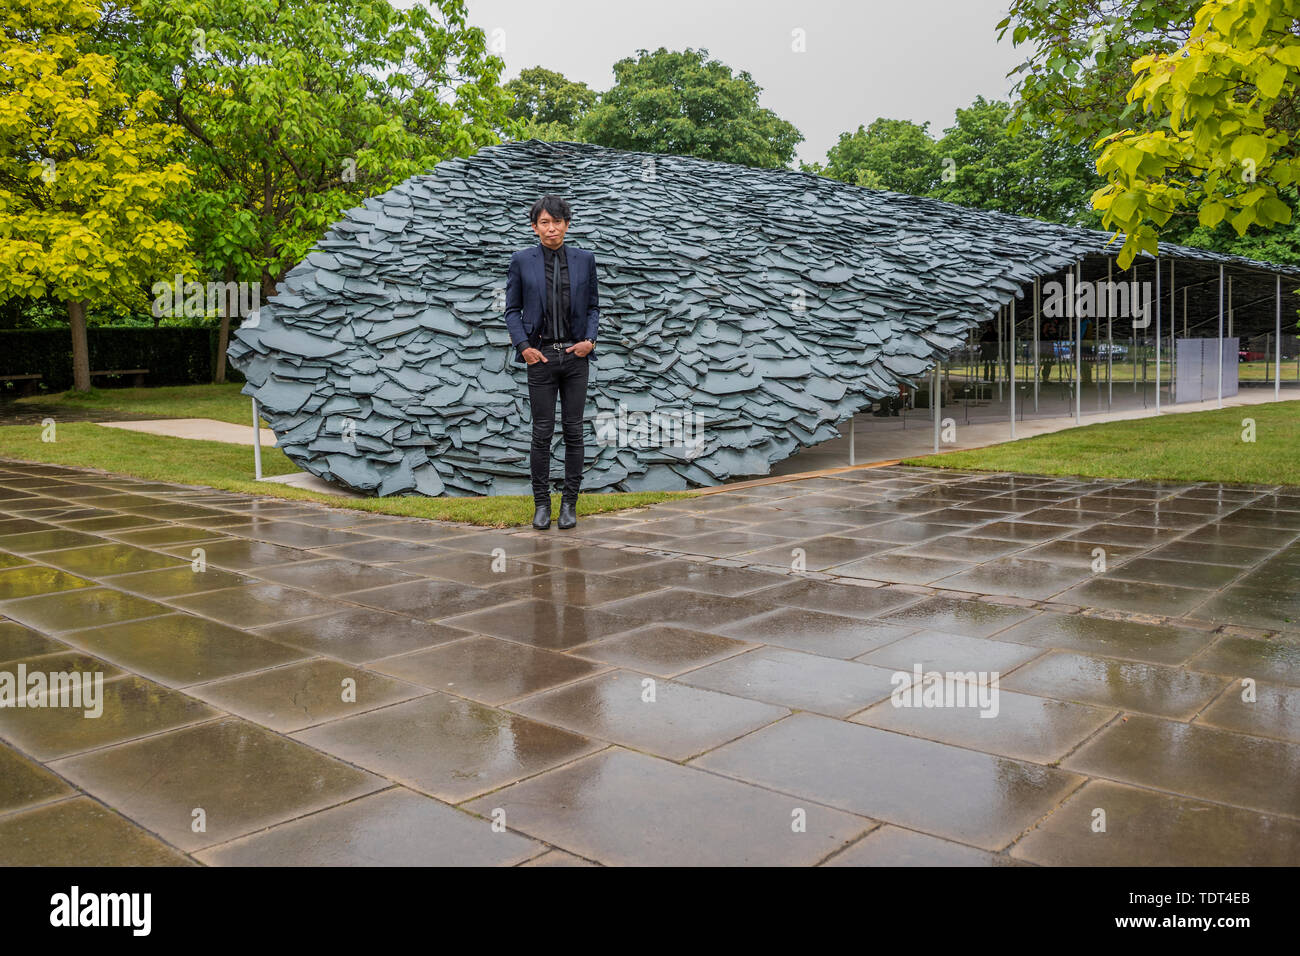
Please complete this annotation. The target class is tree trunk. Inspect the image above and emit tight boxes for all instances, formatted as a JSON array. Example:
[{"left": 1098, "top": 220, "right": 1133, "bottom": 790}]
[
  {"left": 213, "top": 264, "right": 235, "bottom": 384},
  {"left": 68, "top": 300, "right": 91, "bottom": 392}
]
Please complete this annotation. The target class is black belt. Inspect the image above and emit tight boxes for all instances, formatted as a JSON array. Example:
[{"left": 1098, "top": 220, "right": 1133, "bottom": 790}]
[{"left": 538, "top": 339, "right": 578, "bottom": 351}]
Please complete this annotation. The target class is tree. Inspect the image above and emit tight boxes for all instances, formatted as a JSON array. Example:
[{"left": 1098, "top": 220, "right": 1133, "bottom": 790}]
[
  {"left": 998, "top": 0, "right": 1199, "bottom": 146},
  {"left": 101, "top": 0, "right": 521, "bottom": 381},
  {"left": 578, "top": 47, "right": 803, "bottom": 168},
  {"left": 930, "top": 97, "right": 1103, "bottom": 226},
  {"left": 1091, "top": 0, "right": 1300, "bottom": 267},
  {"left": 803, "top": 118, "right": 942, "bottom": 195},
  {"left": 0, "top": 0, "right": 194, "bottom": 392},
  {"left": 504, "top": 66, "right": 597, "bottom": 138}
]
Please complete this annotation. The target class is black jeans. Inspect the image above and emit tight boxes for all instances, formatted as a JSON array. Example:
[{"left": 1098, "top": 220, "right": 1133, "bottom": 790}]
[{"left": 526, "top": 345, "right": 590, "bottom": 504}]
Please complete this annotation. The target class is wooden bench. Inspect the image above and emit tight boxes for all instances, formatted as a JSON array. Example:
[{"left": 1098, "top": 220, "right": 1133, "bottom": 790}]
[
  {"left": 0, "top": 373, "right": 42, "bottom": 396},
  {"left": 89, "top": 368, "right": 149, "bottom": 387}
]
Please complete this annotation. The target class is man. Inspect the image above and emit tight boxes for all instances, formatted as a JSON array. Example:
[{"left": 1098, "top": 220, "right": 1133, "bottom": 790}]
[{"left": 503, "top": 195, "right": 600, "bottom": 530}]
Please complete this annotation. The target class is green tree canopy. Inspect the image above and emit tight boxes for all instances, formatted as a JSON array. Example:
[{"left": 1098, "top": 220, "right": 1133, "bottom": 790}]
[
  {"left": 0, "top": 0, "right": 194, "bottom": 390},
  {"left": 804, "top": 118, "right": 941, "bottom": 194},
  {"left": 578, "top": 47, "right": 803, "bottom": 168},
  {"left": 504, "top": 65, "right": 597, "bottom": 137}
]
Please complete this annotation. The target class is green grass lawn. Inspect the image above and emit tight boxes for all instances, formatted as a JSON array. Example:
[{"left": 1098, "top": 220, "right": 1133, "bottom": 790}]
[
  {"left": 903, "top": 400, "right": 1300, "bottom": 486},
  {"left": 0, "top": 385, "right": 694, "bottom": 526}
]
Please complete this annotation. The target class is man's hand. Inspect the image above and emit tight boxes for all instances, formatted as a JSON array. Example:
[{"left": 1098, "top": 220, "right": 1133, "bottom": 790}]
[
  {"left": 521, "top": 347, "right": 547, "bottom": 365},
  {"left": 567, "top": 340, "right": 593, "bottom": 357}
]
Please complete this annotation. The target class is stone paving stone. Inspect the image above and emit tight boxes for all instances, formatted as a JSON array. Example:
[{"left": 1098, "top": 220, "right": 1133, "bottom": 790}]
[
  {"left": 35, "top": 543, "right": 190, "bottom": 578},
  {"left": 0, "top": 586, "right": 173, "bottom": 633},
  {"left": 1002, "top": 651, "right": 1229, "bottom": 719},
  {"left": 0, "top": 528, "right": 106, "bottom": 553},
  {"left": 933, "top": 558, "right": 1095, "bottom": 601},
  {"left": 248, "top": 557, "right": 424, "bottom": 593},
  {"left": 516, "top": 546, "right": 671, "bottom": 575},
  {"left": 753, "top": 577, "right": 920, "bottom": 619},
  {"left": 52, "top": 717, "right": 385, "bottom": 851},
  {"left": 463, "top": 747, "right": 873, "bottom": 866},
  {"left": 186, "top": 659, "right": 425, "bottom": 732},
  {"left": 0, "top": 797, "right": 195, "bottom": 866},
  {"left": 386, "top": 550, "right": 557, "bottom": 587},
  {"left": 715, "top": 606, "right": 916, "bottom": 659},
  {"left": 660, "top": 529, "right": 798, "bottom": 559},
  {"left": 484, "top": 569, "right": 658, "bottom": 608},
  {"left": 195, "top": 787, "right": 540, "bottom": 866},
  {"left": 1054, "top": 578, "right": 1217, "bottom": 618},
  {"left": 103, "top": 564, "right": 260, "bottom": 599},
  {"left": 340, "top": 578, "right": 494, "bottom": 622},
  {"left": 597, "top": 587, "right": 783, "bottom": 632},
  {"left": 569, "top": 624, "right": 753, "bottom": 677},
  {"left": 294, "top": 692, "right": 601, "bottom": 802},
  {"left": 627, "top": 515, "right": 747, "bottom": 537},
  {"left": 159, "top": 537, "right": 318, "bottom": 570},
  {"left": 211, "top": 522, "right": 375, "bottom": 551},
  {"left": 2, "top": 648, "right": 126, "bottom": 680},
  {"left": 1186, "top": 633, "right": 1300, "bottom": 686},
  {"left": 442, "top": 599, "right": 638, "bottom": 650},
  {"left": 519, "top": 849, "right": 596, "bottom": 866},
  {"left": 168, "top": 583, "right": 356, "bottom": 628},
  {"left": 894, "top": 535, "right": 1026, "bottom": 562},
  {"left": 313, "top": 538, "right": 455, "bottom": 564},
  {"left": 0, "top": 564, "right": 96, "bottom": 600},
  {"left": 1180, "top": 523, "right": 1300, "bottom": 549},
  {"left": 606, "top": 559, "right": 790, "bottom": 596},
  {"left": 371, "top": 635, "right": 606, "bottom": 704},
  {"left": 857, "top": 630, "right": 1046, "bottom": 674},
  {"left": 955, "top": 521, "right": 1067, "bottom": 544},
  {"left": 824, "top": 825, "right": 1019, "bottom": 866},
  {"left": 254, "top": 607, "right": 467, "bottom": 663},
  {"left": 845, "top": 520, "right": 973, "bottom": 545},
  {"left": 676, "top": 647, "right": 902, "bottom": 717},
  {"left": 0, "top": 741, "right": 73, "bottom": 813},
  {"left": 109, "top": 525, "right": 233, "bottom": 547},
  {"left": 1106, "top": 556, "right": 1245, "bottom": 589},
  {"left": 994, "top": 612, "right": 1217, "bottom": 666},
  {"left": 742, "top": 535, "right": 897, "bottom": 571},
  {"left": 1195, "top": 678, "right": 1300, "bottom": 744},
  {"left": 1062, "top": 713, "right": 1300, "bottom": 817},
  {"left": 1017, "top": 539, "right": 1147, "bottom": 567},
  {"left": 693, "top": 713, "right": 1083, "bottom": 851},
  {"left": 852, "top": 687, "right": 1114, "bottom": 764},
  {"left": 0, "top": 673, "right": 217, "bottom": 760},
  {"left": 0, "top": 622, "right": 66, "bottom": 665},
  {"left": 508, "top": 669, "right": 788, "bottom": 760},
  {"left": 1013, "top": 779, "right": 1300, "bottom": 866},
  {"left": 831, "top": 553, "right": 973, "bottom": 586},
  {"left": 875, "top": 596, "right": 1036, "bottom": 638},
  {"left": 1190, "top": 587, "right": 1300, "bottom": 632}
]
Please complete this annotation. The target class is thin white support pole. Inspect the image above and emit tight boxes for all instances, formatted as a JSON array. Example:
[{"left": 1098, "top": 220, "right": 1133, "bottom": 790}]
[
  {"left": 251, "top": 398, "right": 263, "bottom": 480},
  {"left": 1132, "top": 263, "right": 1138, "bottom": 392},
  {"left": 1010, "top": 297, "right": 1017, "bottom": 439},
  {"left": 849, "top": 414, "right": 855, "bottom": 467},
  {"left": 1075, "top": 261, "right": 1082, "bottom": 425},
  {"left": 1168, "top": 259, "right": 1175, "bottom": 400},
  {"left": 1033, "top": 277, "right": 1040, "bottom": 412},
  {"left": 1155, "top": 256, "right": 1162, "bottom": 414},
  {"left": 1277, "top": 274, "right": 1283, "bottom": 401},
  {"left": 1218, "top": 264, "right": 1225, "bottom": 409},
  {"left": 1183, "top": 287, "right": 1187, "bottom": 337},
  {"left": 996, "top": 306, "right": 1004, "bottom": 402},
  {"left": 1228, "top": 275, "right": 1234, "bottom": 338},
  {"left": 1107, "top": 257, "right": 1113, "bottom": 408},
  {"left": 932, "top": 364, "right": 941, "bottom": 453}
]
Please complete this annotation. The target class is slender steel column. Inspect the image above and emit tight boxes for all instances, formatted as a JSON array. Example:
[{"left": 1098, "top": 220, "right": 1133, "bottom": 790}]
[
  {"left": 1217, "top": 264, "right": 1224, "bottom": 408},
  {"left": 1075, "top": 261, "right": 1082, "bottom": 425},
  {"left": 1277, "top": 274, "right": 1283, "bottom": 401},
  {"left": 1010, "top": 297, "right": 1017, "bottom": 439},
  {"left": 1033, "top": 277, "right": 1040, "bottom": 412},
  {"left": 1155, "top": 256, "right": 1162, "bottom": 414}
]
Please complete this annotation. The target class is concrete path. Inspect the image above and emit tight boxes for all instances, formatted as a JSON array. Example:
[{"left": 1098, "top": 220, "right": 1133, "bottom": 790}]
[
  {"left": 96, "top": 418, "right": 279, "bottom": 447},
  {"left": 0, "top": 457, "right": 1296, "bottom": 865}
]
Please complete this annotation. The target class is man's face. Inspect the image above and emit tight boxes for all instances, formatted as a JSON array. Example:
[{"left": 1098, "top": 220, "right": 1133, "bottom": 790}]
[{"left": 532, "top": 211, "right": 569, "bottom": 248}]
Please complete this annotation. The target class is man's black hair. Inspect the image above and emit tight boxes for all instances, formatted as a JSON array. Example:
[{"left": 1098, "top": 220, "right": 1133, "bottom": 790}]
[{"left": 529, "top": 195, "right": 572, "bottom": 224}]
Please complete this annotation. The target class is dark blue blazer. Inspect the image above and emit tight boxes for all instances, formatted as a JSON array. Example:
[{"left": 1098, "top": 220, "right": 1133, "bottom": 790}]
[{"left": 504, "top": 243, "right": 599, "bottom": 363}]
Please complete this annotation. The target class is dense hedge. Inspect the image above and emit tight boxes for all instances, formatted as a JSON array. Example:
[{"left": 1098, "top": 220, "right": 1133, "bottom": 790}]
[{"left": 0, "top": 327, "right": 245, "bottom": 392}]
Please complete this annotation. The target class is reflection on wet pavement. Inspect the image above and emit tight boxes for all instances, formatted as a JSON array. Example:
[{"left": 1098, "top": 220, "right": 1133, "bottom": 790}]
[{"left": 0, "top": 456, "right": 1296, "bottom": 865}]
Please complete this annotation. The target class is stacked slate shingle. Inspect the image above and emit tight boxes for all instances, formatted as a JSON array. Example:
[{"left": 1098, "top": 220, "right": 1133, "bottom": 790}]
[{"left": 227, "top": 139, "right": 1300, "bottom": 497}]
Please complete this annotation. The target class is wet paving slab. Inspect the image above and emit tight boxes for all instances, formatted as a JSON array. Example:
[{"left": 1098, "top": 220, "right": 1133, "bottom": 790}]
[{"left": 0, "top": 456, "right": 1297, "bottom": 865}]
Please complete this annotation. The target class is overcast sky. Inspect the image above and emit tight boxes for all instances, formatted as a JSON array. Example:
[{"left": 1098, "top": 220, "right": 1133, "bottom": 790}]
[{"left": 452, "top": 0, "right": 1022, "bottom": 167}]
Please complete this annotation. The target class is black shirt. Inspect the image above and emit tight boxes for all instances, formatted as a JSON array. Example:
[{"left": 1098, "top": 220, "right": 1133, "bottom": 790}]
[{"left": 541, "top": 243, "right": 570, "bottom": 342}]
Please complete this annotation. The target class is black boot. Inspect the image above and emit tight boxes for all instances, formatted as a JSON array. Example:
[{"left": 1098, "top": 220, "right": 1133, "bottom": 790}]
[
  {"left": 532, "top": 500, "right": 552, "bottom": 530},
  {"left": 557, "top": 499, "right": 577, "bottom": 530}
]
